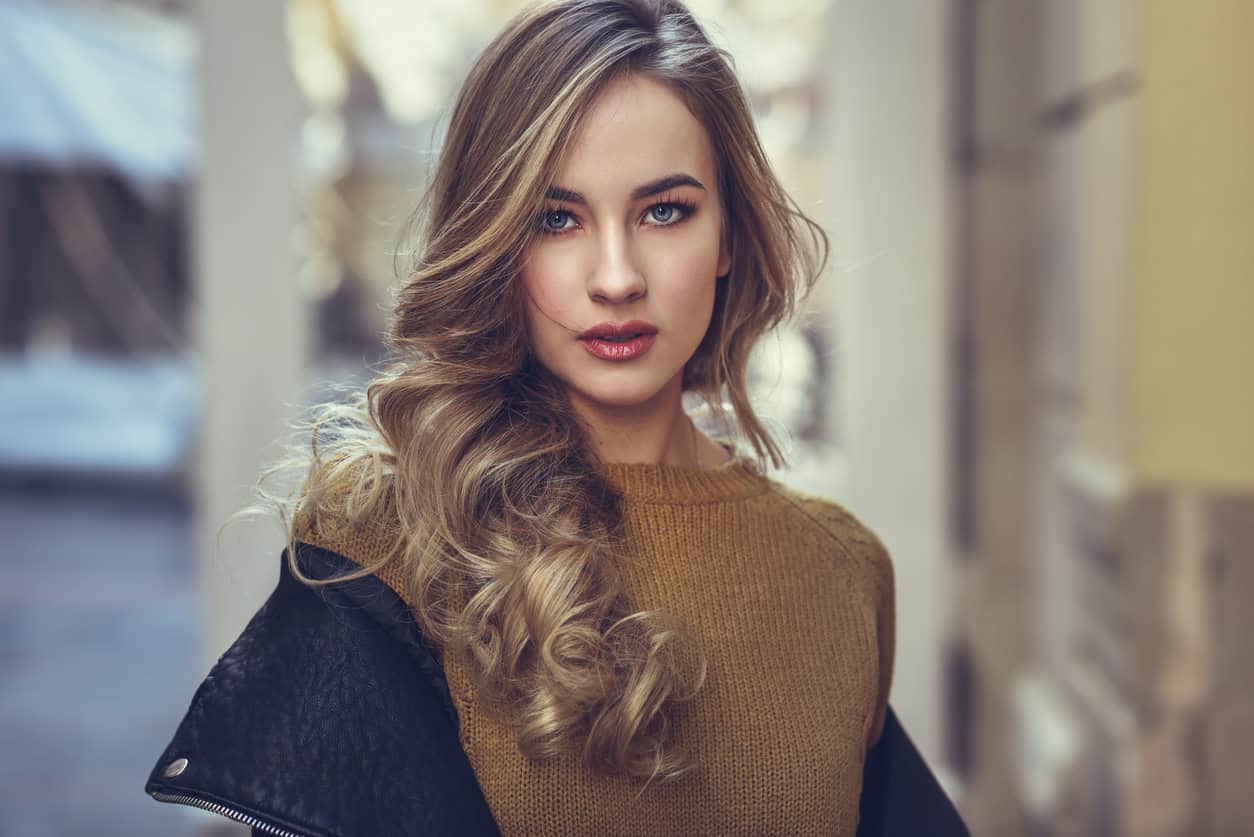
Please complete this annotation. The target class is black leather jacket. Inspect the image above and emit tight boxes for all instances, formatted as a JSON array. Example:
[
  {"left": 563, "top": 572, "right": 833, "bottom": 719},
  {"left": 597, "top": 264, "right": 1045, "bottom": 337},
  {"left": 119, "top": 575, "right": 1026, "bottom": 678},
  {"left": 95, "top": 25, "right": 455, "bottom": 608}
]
[{"left": 145, "top": 543, "right": 968, "bottom": 837}]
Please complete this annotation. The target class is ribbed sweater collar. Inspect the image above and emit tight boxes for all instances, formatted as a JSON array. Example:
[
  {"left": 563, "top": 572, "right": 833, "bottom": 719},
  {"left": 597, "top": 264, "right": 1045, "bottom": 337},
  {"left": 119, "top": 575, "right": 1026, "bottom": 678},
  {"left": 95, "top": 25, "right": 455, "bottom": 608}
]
[{"left": 600, "top": 444, "right": 768, "bottom": 504}]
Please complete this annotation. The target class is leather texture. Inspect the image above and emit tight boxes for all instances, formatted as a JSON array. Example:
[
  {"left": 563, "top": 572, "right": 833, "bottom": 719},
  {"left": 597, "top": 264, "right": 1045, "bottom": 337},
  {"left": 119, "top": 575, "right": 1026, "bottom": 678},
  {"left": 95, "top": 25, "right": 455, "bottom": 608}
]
[
  {"left": 145, "top": 543, "right": 501, "bottom": 837},
  {"left": 146, "top": 542, "right": 967, "bottom": 837}
]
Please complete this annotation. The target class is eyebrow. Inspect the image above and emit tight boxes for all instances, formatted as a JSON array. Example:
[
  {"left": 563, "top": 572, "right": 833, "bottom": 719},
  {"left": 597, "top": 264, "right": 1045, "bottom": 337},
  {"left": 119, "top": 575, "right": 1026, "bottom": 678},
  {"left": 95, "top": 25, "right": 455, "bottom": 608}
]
[{"left": 544, "top": 173, "right": 707, "bottom": 205}]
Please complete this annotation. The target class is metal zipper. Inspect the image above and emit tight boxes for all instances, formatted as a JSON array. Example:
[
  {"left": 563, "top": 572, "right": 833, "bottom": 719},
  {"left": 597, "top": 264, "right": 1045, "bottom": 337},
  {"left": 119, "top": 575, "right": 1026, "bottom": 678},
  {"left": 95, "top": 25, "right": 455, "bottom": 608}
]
[{"left": 149, "top": 789, "right": 310, "bottom": 837}]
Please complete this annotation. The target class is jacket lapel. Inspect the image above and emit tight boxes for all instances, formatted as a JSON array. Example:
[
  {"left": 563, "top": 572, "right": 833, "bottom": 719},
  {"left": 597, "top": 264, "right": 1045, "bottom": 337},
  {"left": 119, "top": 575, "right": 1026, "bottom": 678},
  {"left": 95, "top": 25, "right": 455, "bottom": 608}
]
[{"left": 144, "top": 543, "right": 501, "bottom": 837}]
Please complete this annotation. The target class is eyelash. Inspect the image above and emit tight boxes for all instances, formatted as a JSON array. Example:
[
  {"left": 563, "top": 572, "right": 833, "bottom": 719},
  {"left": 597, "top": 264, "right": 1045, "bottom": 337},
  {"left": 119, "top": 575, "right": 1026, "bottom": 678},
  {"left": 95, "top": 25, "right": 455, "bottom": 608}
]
[{"left": 535, "top": 198, "right": 698, "bottom": 237}]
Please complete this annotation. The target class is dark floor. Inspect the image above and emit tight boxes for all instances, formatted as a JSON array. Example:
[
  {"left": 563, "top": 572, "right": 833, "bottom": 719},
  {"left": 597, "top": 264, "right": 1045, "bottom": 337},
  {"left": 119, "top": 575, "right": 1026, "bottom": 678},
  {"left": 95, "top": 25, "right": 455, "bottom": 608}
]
[{"left": 0, "top": 483, "right": 223, "bottom": 837}]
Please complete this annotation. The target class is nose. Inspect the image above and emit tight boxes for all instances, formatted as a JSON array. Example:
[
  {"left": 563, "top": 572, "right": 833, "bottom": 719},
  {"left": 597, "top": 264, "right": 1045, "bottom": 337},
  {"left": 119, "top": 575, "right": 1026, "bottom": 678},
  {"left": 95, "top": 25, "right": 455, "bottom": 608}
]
[{"left": 586, "top": 225, "right": 646, "bottom": 304}]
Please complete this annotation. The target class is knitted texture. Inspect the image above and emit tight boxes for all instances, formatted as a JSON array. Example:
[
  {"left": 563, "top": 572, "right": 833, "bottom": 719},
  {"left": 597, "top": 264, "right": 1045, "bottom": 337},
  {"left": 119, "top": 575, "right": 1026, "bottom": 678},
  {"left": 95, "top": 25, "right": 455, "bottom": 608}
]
[{"left": 294, "top": 451, "right": 895, "bottom": 836}]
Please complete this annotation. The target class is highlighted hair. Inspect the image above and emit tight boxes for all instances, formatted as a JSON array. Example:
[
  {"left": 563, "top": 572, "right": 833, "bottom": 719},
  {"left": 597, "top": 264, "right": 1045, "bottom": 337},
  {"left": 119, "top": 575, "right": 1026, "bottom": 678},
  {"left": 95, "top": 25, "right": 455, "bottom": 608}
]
[{"left": 243, "top": 0, "right": 826, "bottom": 786}]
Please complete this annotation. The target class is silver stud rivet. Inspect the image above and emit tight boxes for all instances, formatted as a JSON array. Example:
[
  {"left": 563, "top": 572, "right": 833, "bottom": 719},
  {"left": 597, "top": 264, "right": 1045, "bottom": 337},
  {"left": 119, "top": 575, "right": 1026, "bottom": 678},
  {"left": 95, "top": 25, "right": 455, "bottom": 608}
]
[{"left": 163, "top": 757, "right": 189, "bottom": 778}]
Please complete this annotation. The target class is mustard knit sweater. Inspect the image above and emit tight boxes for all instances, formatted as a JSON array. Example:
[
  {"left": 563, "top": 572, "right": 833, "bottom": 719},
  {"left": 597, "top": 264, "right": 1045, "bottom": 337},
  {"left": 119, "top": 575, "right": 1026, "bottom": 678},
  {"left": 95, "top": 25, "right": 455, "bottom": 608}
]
[{"left": 295, "top": 451, "right": 896, "bottom": 836}]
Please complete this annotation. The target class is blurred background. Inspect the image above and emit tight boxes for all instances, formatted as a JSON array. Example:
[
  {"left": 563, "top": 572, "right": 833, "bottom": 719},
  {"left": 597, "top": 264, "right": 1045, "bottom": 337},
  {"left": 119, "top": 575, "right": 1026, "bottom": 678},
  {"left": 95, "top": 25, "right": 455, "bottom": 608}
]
[{"left": 1, "top": 0, "right": 1250, "bottom": 834}]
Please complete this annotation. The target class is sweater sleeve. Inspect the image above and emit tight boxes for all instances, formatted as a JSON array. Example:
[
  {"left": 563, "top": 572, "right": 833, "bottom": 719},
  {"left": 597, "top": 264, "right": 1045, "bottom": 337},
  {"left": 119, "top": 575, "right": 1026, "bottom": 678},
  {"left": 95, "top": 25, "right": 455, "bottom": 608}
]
[{"left": 866, "top": 533, "right": 896, "bottom": 750}]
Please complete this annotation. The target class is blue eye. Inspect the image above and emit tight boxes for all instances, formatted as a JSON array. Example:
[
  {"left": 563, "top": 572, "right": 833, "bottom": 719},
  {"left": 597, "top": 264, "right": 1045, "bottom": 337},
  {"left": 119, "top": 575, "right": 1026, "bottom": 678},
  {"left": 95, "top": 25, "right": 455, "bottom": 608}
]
[
  {"left": 540, "top": 209, "right": 574, "bottom": 233},
  {"left": 644, "top": 201, "right": 694, "bottom": 226},
  {"left": 536, "top": 200, "right": 695, "bottom": 236}
]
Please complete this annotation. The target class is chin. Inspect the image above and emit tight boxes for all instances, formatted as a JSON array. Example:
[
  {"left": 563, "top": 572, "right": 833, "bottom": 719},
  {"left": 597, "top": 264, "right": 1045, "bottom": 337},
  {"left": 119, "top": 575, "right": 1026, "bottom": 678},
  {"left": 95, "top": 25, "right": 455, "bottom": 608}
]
[{"left": 567, "top": 375, "right": 673, "bottom": 411}]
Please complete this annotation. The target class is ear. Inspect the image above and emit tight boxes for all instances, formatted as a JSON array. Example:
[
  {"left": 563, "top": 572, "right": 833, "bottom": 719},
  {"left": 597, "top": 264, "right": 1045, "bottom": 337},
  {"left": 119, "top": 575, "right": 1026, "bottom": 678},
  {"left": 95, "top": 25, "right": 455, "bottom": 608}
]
[{"left": 717, "top": 221, "right": 732, "bottom": 278}]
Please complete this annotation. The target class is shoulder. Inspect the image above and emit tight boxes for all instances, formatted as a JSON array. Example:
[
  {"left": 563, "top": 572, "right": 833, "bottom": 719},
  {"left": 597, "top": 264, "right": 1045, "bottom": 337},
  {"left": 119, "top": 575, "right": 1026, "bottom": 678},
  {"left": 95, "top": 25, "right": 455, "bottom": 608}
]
[
  {"left": 762, "top": 480, "right": 895, "bottom": 593},
  {"left": 292, "top": 455, "right": 406, "bottom": 571},
  {"left": 145, "top": 545, "right": 496, "bottom": 836},
  {"left": 159, "top": 545, "right": 458, "bottom": 749}
]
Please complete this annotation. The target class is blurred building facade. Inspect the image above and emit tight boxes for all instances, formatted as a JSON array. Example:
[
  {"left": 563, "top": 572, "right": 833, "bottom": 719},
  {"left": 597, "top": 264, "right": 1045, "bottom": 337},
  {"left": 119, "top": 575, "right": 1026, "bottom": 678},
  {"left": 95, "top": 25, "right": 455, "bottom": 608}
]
[{"left": 953, "top": 1, "right": 1254, "bottom": 834}]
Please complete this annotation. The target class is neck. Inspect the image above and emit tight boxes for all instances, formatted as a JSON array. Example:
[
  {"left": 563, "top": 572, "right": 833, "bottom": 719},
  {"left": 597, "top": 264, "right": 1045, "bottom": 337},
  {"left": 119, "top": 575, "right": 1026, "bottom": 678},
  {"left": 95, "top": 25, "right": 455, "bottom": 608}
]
[{"left": 568, "top": 376, "right": 717, "bottom": 468}]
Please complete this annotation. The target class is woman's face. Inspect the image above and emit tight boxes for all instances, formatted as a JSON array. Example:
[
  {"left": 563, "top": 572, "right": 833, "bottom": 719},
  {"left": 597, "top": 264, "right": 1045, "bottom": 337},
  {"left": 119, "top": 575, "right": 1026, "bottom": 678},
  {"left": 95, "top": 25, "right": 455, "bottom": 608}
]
[{"left": 521, "top": 73, "right": 731, "bottom": 415}]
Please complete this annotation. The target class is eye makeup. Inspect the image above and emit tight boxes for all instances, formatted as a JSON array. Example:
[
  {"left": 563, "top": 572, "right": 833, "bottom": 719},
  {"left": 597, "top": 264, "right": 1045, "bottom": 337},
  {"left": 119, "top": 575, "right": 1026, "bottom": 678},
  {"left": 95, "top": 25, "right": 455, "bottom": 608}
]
[{"left": 535, "top": 195, "right": 699, "bottom": 236}]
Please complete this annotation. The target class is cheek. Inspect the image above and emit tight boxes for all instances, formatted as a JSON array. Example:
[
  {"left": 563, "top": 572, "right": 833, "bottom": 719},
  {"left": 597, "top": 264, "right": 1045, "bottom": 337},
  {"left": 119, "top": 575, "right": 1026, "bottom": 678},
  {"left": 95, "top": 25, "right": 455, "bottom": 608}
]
[
  {"left": 522, "top": 251, "right": 579, "bottom": 333},
  {"left": 645, "top": 236, "right": 721, "bottom": 311}
]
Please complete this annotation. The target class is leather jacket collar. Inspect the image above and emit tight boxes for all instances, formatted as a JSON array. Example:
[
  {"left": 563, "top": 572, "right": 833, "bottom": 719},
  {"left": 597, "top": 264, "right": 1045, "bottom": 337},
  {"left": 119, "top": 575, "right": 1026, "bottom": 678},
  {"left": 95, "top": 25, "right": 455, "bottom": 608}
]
[{"left": 144, "top": 543, "right": 501, "bottom": 837}]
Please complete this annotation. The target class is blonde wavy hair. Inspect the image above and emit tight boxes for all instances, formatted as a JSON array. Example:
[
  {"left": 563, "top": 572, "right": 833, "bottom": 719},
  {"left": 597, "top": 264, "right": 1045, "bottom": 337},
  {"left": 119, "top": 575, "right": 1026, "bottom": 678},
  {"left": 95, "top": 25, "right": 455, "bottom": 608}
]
[{"left": 244, "top": 0, "right": 827, "bottom": 787}]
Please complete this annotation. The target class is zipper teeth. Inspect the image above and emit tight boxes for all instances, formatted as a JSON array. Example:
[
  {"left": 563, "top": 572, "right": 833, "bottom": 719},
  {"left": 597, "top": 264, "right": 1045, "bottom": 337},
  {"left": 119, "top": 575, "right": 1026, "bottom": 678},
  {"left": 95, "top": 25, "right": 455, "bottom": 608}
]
[{"left": 150, "top": 790, "right": 306, "bottom": 837}]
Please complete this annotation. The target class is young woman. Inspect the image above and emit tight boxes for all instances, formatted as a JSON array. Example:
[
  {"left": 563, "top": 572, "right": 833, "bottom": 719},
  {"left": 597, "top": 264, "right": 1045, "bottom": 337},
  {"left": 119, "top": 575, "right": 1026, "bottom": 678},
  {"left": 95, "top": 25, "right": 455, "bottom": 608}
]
[{"left": 146, "top": 1, "right": 925, "bottom": 835}]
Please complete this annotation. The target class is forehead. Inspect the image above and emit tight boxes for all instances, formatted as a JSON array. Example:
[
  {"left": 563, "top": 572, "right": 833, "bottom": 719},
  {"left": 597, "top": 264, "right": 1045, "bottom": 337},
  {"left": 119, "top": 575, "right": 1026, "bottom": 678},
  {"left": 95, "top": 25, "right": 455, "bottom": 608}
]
[{"left": 556, "top": 74, "right": 717, "bottom": 193}]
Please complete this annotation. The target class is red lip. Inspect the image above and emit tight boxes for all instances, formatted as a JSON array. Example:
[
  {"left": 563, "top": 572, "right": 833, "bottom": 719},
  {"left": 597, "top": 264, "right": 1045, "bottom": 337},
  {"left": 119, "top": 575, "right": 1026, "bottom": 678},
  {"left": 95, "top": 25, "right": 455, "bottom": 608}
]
[
  {"left": 576, "top": 320, "right": 658, "bottom": 362},
  {"left": 577, "top": 320, "right": 659, "bottom": 340}
]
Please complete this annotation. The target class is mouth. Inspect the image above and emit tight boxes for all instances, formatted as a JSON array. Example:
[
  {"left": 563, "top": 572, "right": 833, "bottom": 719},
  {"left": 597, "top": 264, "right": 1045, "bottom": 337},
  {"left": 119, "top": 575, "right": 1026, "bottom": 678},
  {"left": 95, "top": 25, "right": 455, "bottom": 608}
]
[{"left": 576, "top": 320, "right": 658, "bottom": 361}]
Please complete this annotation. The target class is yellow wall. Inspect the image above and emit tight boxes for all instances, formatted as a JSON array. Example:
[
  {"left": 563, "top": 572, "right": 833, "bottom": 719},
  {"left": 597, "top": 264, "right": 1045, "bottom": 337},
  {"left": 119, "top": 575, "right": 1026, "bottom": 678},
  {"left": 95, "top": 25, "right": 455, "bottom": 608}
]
[{"left": 1130, "top": 0, "right": 1254, "bottom": 491}]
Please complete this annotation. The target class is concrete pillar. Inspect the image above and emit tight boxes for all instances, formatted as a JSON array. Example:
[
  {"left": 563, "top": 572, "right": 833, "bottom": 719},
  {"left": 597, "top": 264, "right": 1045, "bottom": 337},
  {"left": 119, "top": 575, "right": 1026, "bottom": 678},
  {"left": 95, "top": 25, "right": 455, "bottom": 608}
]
[
  {"left": 950, "top": 2, "right": 1047, "bottom": 832},
  {"left": 193, "top": 0, "right": 307, "bottom": 674},
  {"left": 824, "top": 0, "right": 953, "bottom": 769}
]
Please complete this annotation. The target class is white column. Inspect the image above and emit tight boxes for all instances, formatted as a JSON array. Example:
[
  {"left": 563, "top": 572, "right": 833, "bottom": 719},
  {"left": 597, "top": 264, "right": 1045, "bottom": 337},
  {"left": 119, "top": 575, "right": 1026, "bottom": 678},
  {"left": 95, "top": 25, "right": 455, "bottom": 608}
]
[
  {"left": 193, "top": 1, "right": 307, "bottom": 674},
  {"left": 824, "top": 0, "right": 953, "bottom": 766}
]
